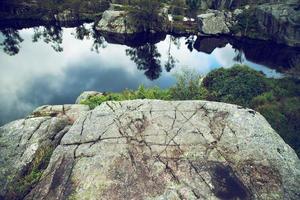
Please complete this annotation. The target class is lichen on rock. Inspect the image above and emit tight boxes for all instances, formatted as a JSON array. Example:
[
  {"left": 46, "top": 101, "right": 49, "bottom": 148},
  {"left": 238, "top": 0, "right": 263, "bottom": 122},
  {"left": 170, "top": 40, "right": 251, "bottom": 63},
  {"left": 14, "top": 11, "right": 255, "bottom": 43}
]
[{"left": 0, "top": 100, "right": 296, "bottom": 200}]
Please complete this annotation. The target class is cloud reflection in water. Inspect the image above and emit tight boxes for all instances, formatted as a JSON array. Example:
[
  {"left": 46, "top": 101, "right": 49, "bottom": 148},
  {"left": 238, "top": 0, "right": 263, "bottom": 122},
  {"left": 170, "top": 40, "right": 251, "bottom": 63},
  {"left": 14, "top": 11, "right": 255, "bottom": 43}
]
[{"left": 0, "top": 26, "right": 281, "bottom": 125}]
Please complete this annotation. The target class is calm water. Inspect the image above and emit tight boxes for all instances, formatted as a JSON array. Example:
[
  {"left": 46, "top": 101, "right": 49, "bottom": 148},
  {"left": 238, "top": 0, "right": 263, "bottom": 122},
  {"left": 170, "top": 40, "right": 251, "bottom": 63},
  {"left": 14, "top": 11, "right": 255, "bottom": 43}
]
[{"left": 0, "top": 23, "right": 293, "bottom": 125}]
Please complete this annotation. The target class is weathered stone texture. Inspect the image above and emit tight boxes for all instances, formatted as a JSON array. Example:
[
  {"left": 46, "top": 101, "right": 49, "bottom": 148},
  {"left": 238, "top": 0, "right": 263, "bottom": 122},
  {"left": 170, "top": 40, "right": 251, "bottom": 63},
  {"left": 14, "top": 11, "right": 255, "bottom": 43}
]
[{"left": 16, "top": 100, "right": 300, "bottom": 200}]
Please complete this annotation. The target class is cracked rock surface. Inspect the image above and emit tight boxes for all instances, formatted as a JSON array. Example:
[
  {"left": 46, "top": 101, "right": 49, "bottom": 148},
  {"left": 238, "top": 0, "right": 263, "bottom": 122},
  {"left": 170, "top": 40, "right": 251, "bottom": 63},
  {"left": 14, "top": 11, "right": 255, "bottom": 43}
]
[
  {"left": 1, "top": 100, "right": 300, "bottom": 200},
  {"left": 0, "top": 104, "right": 89, "bottom": 199}
]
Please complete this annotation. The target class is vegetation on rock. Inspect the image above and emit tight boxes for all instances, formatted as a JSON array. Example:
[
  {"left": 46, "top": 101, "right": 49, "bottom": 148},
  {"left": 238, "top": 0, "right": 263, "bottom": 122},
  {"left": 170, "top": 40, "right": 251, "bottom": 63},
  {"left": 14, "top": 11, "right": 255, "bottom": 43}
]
[{"left": 6, "top": 145, "right": 55, "bottom": 200}]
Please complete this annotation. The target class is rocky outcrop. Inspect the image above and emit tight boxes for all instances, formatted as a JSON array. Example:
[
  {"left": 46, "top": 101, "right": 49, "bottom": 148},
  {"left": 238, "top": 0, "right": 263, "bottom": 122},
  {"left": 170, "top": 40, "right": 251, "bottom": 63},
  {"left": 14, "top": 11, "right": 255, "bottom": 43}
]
[
  {"left": 199, "top": 0, "right": 294, "bottom": 10},
  {"left": 0, "top": 104, "right": 89, "bottom": 199},
  {"left": 197, "top": 9, "right": 232, "bottom": 35},
  {"left": 253, "top": 2, "right": 300, "bottom": 47},
  {"left": 0, "top": 0, "right": 110, "bottom": 27},
  {"left": 96, "top": 8, "right": 168, "bottom": 35},
  {"left": 75, "top": 91, "right": 103, "bottom": 104},
  {"left": 1, "top": 99, "right": 299, "bottom": 199},
  {"left": 194, "top": 2, "right": 300, "bottom": 47},
  {"left": 97, "top": 10, "right": 137, "bottom": 34}
]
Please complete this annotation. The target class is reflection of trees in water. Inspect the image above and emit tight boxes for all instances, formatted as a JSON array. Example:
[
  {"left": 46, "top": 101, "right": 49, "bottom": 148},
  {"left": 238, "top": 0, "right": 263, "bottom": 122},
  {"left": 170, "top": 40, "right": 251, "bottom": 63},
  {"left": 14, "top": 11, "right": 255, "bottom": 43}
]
[
  {"left": 90, "top": 24, "right": 107, "bottom": 53},
  {"left": 73, "top": 25, "right": 90, "bottom": 40},
  {"left": 165, "top": 36, "right": 179, "bottom": 72},
  {"left": 1, "top": 23, "right": 107, "bottom": 55},
  {"left": 72, "top": 24, "right": 107, "bottom": 53},
  {"left": 126, "top": 36, "right": 182, "bottom": 80},
  {"left": 126, "top": 43, "right": 162, "bottom": 80},
  {"left": 32, "top": 25, "right": 63, "bottom": 52},
  {"left": 185, "top": 35, "right": 196, "bottom": 52},
  {"left": 233, "top": 49, "right": 244, "bottom": 63},
  {"left": 0, "top": 28, "right": 24, "bottom": 55}
]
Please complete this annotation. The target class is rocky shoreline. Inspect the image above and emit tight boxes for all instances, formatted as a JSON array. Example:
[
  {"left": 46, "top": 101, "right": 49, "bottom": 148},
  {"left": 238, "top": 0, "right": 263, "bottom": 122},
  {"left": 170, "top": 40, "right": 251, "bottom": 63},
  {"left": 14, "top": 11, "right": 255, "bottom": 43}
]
[
  {"left": 1, "top": 0, "right": 299, "bottom": 47},
  {"left": 96, "top": 1, "right": 300, "bottom": 47}
]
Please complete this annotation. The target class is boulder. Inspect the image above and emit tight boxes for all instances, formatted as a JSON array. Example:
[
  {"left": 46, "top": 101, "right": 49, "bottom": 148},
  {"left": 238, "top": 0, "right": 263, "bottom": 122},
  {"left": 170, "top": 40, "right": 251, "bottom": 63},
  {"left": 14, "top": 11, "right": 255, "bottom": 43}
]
[
  {"left": 96, "top": 10, "right": 137, "bottom": 34},
  {"left": 75, "top": 91, "right": 103, "bottom": 104},
  {"left": 198, "top": 10, "right": 231, "bottom": 35},
  {"left": 0, "top": 104, "right": 89, "bottom": 199},
  {"left": 14, "top": 100, "right": 299, "bottom": 200}
]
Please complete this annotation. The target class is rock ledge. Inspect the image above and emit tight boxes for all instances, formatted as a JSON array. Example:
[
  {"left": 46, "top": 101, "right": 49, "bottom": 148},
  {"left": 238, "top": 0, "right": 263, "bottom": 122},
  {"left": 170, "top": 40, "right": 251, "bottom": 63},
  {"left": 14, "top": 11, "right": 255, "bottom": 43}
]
[{"left": 1, "top": 100, "right": 299, "bottom": 199}]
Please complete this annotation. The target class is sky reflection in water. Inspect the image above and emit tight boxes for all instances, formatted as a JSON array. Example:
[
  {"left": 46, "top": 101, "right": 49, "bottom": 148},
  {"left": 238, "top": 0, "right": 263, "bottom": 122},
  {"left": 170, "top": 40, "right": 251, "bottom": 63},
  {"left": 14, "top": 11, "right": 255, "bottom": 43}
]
[{"left": 0, "top": 25, "right": 282, "bottom": 125}]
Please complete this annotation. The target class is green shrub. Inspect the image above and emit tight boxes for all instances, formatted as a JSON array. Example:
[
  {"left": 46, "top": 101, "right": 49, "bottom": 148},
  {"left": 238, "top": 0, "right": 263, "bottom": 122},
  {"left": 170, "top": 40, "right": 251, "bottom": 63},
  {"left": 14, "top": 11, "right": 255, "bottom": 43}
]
[
  {"left": 251, "top": 91, "right": 276, "bottom": 107},
  {"left": 201, "top": 65, "right": 300, "bottom": 156},
  {"left": 170, "top": 69, "right": 206, "bottom": 100},
  {"left": 202, "top": 65, "right": 269, "bottom": 106},
  {"left": 80, "top": 85, "right": 172, "bottom": 109}
]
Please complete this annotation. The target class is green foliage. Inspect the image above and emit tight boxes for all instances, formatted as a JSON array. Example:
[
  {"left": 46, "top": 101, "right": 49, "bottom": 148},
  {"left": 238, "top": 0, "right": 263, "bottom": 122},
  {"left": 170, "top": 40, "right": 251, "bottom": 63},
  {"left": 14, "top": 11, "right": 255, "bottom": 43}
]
[
  {"left": 170, "top": 69, "right": 206, "bottom": 100},
  {"left": 252, "top": 78, "right": 300, "bottom": 156},
  {"left": 81, "top": 85, "right": 172, "bottom": 109},
  {"left": 202, "top": 66, "right": 300, "bottom": 157},
  {"left": 202, "top": 65, "right": 269, "bottom": 106}
]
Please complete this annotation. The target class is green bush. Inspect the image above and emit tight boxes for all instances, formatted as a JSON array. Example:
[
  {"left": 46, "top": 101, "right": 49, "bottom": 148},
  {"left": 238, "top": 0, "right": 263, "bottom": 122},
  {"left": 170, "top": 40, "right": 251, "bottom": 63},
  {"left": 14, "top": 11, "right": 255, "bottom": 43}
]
[
  {"left": 201, "top": 65, "right": 300, "bottom": 157},
  {"left": 80, "top": 85, "right": 172, "bottom": 109},
  {"left": 202, "top": 65, "right": 269, "bottom": 106},
  {"left": 170, "top": 69, "right": 207, "bottom": 100}
]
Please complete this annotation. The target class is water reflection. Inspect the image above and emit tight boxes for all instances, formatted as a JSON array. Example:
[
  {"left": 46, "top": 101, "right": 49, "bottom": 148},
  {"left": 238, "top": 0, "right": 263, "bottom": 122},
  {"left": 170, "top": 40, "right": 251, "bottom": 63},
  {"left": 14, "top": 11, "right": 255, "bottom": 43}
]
[
  {"left": 126, "top": 44, "right": 162, "bottom": 80},
  {"left": 0, "top": 28, "right": 23, "bottom": 55},
  {"left": 0, "top": 23, "right": 299, "bottom": 125},
  {"left": 33, "top": 25, "right": 63, "bottom": 52},
  {"left": 72, "top": 24, "right": 107, "bottom": 53}
]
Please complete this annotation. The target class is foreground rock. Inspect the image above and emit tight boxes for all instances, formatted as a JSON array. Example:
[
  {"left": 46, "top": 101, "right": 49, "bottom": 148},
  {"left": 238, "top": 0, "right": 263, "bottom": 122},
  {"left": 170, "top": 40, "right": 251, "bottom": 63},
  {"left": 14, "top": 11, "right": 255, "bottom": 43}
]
[
  {"left": 0, "top": 104, "right": 89, "bottom": 199},
  {"left": 1, "top": 100, "right": 298, "bottom": 199}
]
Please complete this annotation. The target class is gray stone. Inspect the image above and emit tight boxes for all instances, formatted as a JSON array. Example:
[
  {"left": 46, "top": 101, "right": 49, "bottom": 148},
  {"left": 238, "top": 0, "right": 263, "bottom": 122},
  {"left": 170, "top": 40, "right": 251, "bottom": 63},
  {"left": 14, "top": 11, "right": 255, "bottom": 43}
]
[
  {"left": 75, "top": 91, "right": 103, "bottom": 104},
  {"left": 21, "top": 100, "right": 299, "bottom": 200},
  {"left": 198, "top": 10, "right": 231, "bottom": 35},
  {"left": 0, "top": 104, "right": 89, "bottom": 199},
  {"left": 254, "top": 3, "right": 300, "bottom": 47},
  {"left": 97, "top": 10, "right": 137, "bottom": 34}
]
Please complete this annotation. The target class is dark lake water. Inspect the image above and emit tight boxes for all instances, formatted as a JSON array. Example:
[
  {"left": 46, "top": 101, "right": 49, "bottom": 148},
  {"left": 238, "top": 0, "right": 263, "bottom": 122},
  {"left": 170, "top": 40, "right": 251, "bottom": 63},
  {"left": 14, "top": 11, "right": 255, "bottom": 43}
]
[{"left": 0, "top": 23, "right": 298, "bottom": 125}]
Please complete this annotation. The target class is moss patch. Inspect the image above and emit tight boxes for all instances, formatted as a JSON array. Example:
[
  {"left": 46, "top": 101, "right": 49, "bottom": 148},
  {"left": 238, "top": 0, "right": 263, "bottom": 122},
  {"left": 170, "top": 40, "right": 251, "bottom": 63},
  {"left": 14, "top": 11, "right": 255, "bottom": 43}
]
[{"left": 6, "top": 145, "right": 55, "bottom": 200}]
